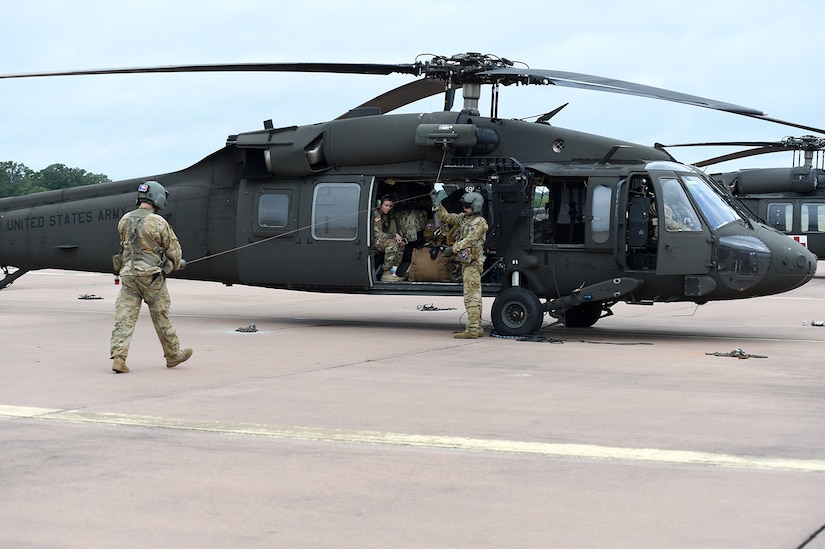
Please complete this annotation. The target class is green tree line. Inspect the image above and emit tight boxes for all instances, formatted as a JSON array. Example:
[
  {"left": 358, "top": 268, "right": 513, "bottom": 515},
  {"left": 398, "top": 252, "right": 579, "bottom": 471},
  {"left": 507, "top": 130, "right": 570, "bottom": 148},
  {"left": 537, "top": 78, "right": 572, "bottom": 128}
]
[{"left": 0, "top": 161, "right": 109, "bottom": 198}]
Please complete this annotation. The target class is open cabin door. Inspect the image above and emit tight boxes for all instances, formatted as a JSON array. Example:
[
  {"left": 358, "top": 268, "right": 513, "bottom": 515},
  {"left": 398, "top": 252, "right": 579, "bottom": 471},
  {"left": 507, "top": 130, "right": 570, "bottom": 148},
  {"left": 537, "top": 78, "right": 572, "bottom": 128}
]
[{"left": 236, "top": 176, "right": 372, "bottom": 289}]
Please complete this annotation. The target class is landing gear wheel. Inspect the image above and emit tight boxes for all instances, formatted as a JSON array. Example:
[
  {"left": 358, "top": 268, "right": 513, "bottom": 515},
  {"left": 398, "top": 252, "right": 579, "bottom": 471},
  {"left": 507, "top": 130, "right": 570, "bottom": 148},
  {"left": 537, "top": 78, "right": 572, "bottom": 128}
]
[
  {"left": 560, "top": 302, "right": 603, "bottom": 328},
  {"left": 491, "top": 287, "right": 544, "bottom": 336}
]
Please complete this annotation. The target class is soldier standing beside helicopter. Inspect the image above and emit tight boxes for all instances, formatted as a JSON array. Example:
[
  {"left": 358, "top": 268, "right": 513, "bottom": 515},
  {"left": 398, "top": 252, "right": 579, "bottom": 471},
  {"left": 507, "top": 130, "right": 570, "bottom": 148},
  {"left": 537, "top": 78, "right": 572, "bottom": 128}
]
[
  {"left": 110, "top": 181, "right": 193, "bottom": 373},
  {"left": 437, "top": 192, "right": 489, "bottom": 339}
]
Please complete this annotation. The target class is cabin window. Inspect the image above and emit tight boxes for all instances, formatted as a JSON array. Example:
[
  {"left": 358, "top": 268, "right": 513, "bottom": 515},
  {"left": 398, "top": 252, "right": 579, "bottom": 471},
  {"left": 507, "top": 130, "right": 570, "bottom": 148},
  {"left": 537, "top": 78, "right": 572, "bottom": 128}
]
[
  {"left": 554, "top": 181, "right": 586, "bottom": 244},
  {"left": 590, "top": 184, "right": 611, "bottom": 244},
  {"left": 531, "top": 179, "right": 586, "bottom": 244},
  {"left": 257, "top": 193, "right": 289, "bottom": 228},
  {"left": 532, "top": 185, "right": 554, "bottom": 243},
  {"left": 311, "top": 183, "right": 360, "bottom": 240},
  {"left": 766, "top": 202, "right": 793, "bottom": 232},
  {"left": 802, "top": 203, "right": 825, "bottom": 232}
]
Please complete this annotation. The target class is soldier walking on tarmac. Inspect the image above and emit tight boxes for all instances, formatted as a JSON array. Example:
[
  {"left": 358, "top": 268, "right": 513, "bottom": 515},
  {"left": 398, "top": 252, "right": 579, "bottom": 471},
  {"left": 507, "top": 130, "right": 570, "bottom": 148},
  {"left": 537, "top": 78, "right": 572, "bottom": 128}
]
[
  {"left": 437, "top": 191, "right": 489, "bottom": 339},
  {"left": 110, "top": 181, "right": 193, "bottom": 373}
]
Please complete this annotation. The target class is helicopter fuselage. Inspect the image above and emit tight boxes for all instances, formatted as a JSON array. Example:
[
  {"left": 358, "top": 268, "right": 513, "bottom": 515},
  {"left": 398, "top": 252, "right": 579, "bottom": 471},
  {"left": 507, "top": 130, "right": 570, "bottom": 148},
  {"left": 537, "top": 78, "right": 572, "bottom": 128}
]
[{"left": 0, "top": 111, "right": 816, "bottom": 334}]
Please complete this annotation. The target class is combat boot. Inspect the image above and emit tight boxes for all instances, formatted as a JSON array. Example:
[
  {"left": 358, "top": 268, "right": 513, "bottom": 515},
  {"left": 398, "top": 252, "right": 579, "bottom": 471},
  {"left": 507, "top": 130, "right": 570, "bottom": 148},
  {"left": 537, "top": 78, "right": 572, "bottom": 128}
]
[
  {"left": 112, "top": 357, "right": 129, "bottom": 374},
  {"left": 460, "top": 305, "right": 483, "bottom": 340},
  {"left": 166, "top": 348, "right": 193, "bottom": 368},
  {"left": 453, "top": 330, "right": 479, "bottom": 339}
]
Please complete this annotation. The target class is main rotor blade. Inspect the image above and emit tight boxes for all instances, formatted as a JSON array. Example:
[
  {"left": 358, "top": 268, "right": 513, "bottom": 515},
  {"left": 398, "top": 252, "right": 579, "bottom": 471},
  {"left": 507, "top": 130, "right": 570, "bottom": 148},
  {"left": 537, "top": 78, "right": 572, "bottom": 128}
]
[
  {"left": 484, "top": 67, "right": 825, "bottom": 135},
  {"left": 693, "top": 146, "right": 789, "bottom": 168},
  {"left": 481, "top": 67, "right": 764, "bottom": 115},
  {"left": 0, "top": 62, "right": 421, "bottom": 79},
  {"left": 656, "top": 141, "right": 782, "bottom": 148},
  {"left": 336, "top": 79, "right": 458, "bottom": 119},
  {"left": 741, "top": 113, "right": 825, "bottom": 135},
  {"left": 6, "top": 54, "right": 825, "bottom": 136}
]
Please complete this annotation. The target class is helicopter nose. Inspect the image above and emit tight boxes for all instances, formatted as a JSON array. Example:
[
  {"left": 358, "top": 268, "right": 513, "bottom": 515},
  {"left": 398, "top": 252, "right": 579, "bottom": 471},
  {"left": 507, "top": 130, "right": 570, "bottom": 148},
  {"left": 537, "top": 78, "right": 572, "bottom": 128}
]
[
  {"left": 722, "top": 228, "right": 818, "bottom": 296},
  {"left": 797, "top": 248, "right": 816, "bottom": 274},
  {"left": 779, "top": 242, "right": 816, "bottom": 272},
  {"left": 771, "top": 234, "right": 817, "bottom": 284}
]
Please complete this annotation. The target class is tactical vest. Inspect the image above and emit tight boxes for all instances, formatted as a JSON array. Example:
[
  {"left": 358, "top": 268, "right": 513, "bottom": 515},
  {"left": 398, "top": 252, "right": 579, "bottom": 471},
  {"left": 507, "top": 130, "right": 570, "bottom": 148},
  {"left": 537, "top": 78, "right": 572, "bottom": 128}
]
[{"left": 120, "top": 210, "right": 166, "bottom": 276}]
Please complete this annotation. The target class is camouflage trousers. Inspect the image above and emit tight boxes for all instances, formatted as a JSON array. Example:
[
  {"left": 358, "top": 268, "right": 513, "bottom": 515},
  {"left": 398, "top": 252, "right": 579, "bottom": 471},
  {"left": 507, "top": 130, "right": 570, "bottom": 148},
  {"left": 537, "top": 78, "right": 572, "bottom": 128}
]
[
  {"left": 461, "top": 261, "right": 483, "bottom": 331},
  {"left": 375, "top": 237, "right": 404, "bottom": 270},
  {"left": 110, "top": 274, "right": 181, "bottom": 360}
]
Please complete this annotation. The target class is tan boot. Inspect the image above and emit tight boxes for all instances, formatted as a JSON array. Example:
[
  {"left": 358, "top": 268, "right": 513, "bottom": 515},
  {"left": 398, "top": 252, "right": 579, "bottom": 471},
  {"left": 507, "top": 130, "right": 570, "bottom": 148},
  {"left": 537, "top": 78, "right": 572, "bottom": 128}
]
[
  {"left": 462, "top": 305, "right": 483, "bottom": 339},
  {"left": 112, "top": 357, "right": 129, "bottom": 374},
  {"left": 166, "top": 348, "right": 193, "bottom": 368},
  {"left": 453, "top": 330, "right": 479, "bottom": 339}
]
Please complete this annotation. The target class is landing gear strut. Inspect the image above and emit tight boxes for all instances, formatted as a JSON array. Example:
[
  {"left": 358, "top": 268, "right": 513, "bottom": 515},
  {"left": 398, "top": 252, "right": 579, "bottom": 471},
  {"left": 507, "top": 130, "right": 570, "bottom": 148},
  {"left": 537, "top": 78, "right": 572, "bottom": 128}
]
[{"left": 0, "top": 266, "right": 28, "bottom": 289}]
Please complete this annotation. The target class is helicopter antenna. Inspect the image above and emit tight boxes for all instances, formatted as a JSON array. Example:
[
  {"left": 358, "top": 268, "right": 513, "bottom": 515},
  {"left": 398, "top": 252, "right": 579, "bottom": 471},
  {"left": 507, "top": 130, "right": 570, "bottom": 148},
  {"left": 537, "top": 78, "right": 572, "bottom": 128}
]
[{"left": 529, "top": 103, "right": 569, "bottom": 124}]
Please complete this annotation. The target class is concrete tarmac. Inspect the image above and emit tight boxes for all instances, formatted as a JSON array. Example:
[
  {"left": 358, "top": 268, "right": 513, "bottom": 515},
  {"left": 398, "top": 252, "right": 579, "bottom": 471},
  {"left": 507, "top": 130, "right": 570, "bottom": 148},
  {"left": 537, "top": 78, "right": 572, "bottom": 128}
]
[{"left": 1, "top": 269, "right": 824, "bottom": 548}]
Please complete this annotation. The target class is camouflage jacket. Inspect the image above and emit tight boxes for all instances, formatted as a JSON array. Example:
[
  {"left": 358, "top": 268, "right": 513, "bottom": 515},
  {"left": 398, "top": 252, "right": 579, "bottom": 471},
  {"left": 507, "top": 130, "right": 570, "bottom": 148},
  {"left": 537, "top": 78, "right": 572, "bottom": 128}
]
[
  {"left": 373, "top": 207, "right": 398, "bottom": 242},
  {"left": 437, "top": 205, "right": 488, "bottom": 265},
  {"left": 117, "top": 207, "right": 182, "bottom": 277}
]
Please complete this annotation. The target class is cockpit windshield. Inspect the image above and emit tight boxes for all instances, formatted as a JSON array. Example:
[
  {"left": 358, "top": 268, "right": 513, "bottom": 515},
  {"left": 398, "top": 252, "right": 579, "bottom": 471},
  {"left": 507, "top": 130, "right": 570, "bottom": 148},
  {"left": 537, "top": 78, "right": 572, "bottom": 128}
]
[
  {"left": 681, "top": 174, "right": 742, "bottom": 230},
  {"left": 660, "top": 178, "right": 702, "bottom": 232}
]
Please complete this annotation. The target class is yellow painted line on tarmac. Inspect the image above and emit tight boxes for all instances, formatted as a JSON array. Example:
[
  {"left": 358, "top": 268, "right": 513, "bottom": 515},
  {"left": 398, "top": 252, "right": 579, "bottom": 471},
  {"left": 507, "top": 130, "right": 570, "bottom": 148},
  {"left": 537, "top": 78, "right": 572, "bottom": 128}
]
[
  {"left": 3, "top": 405, "right": 825, "bottom": 473},
  {"left": 0, "top": 405, "right": 64, "bottom": 417}
]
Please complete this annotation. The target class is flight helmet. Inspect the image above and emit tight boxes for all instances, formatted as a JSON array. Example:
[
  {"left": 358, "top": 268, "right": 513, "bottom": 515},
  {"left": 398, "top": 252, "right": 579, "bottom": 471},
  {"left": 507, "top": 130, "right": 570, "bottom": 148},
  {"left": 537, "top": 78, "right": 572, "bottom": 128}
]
[
  {"left": 461, "top": 192, "right": 484, "bottom": 214},
  {"left": 136, "top": 180, "right": 169, "bottom": 210}
]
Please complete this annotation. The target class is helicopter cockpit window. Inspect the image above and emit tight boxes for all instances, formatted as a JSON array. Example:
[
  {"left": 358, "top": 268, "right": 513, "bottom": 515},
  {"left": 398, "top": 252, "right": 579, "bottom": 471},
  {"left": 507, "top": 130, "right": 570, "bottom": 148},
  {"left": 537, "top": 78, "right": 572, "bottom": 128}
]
[
  {"left": 659, "top": 178, "right": 702, "bottom": 232},
  {"left": 257, "top": 193, "right": 289, "bottom": 228},
  {"left": 802, "top": 203, "right": 825, "bottom": 232},
  {"left": 311, "top": 183, "right": 360, "bottom": 241},
  {"left": 682, "top": 174, "right": 741, "bottom": 230},
  {"left": 767, "top": 202, "right": 793, "bottom": 232}
]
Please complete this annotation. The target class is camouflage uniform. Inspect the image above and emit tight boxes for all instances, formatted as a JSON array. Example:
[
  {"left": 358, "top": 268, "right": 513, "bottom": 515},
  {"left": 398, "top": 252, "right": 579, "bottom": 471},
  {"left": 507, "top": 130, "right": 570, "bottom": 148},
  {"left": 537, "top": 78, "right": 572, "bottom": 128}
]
[
  {"left": 394, "top": 209, "right": 428, "bottom": 243},
  {"left": 110, "top": 206, "right": 185, "bottom": 365},
  {"left": 437, "top": 204, "right": 489, "bottom": 337},
  {"left": 373, "top": 206, "right": 404, "bottom": 275}
]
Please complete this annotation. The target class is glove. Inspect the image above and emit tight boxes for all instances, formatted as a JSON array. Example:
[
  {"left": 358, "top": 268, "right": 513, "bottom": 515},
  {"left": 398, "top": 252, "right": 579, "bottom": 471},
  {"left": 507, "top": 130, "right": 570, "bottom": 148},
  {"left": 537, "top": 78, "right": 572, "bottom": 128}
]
[
  {"left": 161, "top": 259, "right": 174, "bottom": 275},
  {"left": 178, "top": 259, "right": 187, "bottom": 270},
  {"left": 430, "top": 189, "right": 443, "bottom": 211},
  {"left": 442, "top": 246, "right": 453, "bottom": 257}
]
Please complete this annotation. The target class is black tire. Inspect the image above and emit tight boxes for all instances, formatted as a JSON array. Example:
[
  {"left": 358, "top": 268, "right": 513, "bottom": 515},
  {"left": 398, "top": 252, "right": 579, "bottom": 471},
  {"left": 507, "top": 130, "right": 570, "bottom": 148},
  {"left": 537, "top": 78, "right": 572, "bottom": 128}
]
[
  {"left": 491, "top": 287, "right": 544, "bottom": 336},
  {"left": 560, "top": 302, "right": 603, "bottom": 328}
]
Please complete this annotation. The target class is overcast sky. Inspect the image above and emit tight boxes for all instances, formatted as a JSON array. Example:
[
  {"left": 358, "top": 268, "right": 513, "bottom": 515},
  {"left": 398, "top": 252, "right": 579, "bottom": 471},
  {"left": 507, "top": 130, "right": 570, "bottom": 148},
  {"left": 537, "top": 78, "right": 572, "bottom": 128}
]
[{"left": 3, "top": 0, "right": 825, "bottom": 181}]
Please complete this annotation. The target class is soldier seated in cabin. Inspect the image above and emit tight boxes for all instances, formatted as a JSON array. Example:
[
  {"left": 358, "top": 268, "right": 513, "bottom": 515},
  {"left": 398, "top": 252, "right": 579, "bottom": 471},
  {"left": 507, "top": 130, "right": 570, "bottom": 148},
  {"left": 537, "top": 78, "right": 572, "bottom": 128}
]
[{"left": 373, "top": 195, "right": 405, "bottom": 281}]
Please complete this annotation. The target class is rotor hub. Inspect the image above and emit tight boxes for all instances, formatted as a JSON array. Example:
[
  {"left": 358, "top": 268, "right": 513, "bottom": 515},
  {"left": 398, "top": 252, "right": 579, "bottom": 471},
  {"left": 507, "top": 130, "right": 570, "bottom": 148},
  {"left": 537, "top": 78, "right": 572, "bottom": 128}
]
[{"left": 415, "top": 53, "right": 519, "bottom": 85}]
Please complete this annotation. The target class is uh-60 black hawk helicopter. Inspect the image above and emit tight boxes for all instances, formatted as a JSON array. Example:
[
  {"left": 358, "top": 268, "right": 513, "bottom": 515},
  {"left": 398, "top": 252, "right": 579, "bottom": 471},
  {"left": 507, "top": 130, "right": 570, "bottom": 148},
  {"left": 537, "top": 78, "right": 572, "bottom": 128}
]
[
  {"left": 0, "top": 53, "right": 818, "bottom": 336},
  {"left": 656, "top": 135, "right": 825, "bottom": 260}
]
